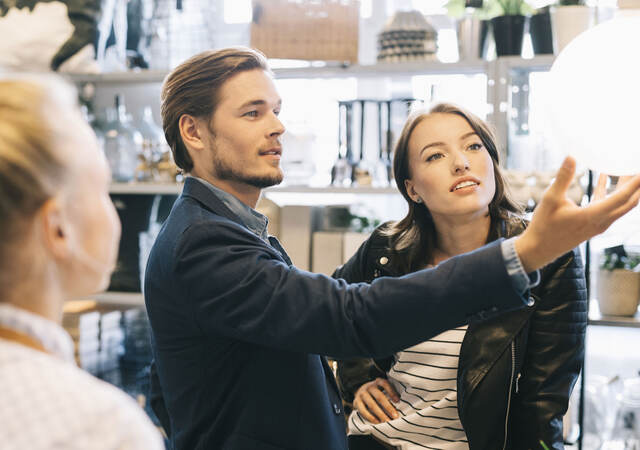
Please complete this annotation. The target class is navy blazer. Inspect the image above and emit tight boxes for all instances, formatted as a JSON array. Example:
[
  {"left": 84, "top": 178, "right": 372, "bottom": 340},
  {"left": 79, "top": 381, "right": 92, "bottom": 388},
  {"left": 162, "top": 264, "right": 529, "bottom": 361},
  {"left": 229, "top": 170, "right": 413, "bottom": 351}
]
[{"left": 144, "top": 177, "right": 528, "bottom": 450}]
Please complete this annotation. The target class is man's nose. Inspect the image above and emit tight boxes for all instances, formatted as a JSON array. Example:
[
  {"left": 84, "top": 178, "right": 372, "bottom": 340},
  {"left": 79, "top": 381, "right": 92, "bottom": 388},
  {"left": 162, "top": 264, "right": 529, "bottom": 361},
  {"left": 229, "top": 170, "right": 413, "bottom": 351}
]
[{"left": 268, "top": 113, "right": 285, "bottom": 137}]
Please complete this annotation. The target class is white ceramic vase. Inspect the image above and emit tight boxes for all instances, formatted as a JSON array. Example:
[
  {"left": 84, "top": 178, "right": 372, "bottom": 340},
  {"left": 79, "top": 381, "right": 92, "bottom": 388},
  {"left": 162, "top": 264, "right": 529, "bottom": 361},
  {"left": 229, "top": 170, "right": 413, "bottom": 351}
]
[
  {"left": 596, "top": 269, "right": 640, "bottom": 316},
  {"left": 550, "top": 5, "right": 594, "bottom": 54}
]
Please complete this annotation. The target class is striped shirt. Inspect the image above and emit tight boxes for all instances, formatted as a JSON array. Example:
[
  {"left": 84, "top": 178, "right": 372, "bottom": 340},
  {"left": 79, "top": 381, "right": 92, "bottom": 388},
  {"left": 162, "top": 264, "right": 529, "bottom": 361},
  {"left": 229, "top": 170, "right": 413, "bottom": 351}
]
[{"left": 348, "top": 326, "right": 469, "bottom": 450}]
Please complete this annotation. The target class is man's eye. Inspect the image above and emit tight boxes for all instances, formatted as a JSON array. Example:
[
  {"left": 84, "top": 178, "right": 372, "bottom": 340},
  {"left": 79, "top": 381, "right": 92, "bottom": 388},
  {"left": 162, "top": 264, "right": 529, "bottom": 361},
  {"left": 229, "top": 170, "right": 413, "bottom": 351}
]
[
  {"left": 426, "top": 153, "right": 443, "bottom": 162},
  {"left": 244, "top": 111, "right": 258, "bottom": 117}
]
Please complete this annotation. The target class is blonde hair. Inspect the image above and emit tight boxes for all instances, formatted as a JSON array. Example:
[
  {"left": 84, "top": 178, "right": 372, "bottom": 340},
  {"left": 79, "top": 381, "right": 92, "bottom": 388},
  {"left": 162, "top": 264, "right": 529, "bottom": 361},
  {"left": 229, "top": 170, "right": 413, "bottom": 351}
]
[{"left": 0, "top": 75, "right": 79, "bottom": 288}]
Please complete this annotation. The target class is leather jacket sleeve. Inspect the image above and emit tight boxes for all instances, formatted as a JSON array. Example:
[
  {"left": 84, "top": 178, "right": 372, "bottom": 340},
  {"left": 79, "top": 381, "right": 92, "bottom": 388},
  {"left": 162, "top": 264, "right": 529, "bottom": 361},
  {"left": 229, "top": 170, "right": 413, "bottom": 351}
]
[
  {"left": 510, "top": 248, "right": 587, "bottom": 449},
  {"left": 333, "top": 233, "right": 385, "bottom": 405}
]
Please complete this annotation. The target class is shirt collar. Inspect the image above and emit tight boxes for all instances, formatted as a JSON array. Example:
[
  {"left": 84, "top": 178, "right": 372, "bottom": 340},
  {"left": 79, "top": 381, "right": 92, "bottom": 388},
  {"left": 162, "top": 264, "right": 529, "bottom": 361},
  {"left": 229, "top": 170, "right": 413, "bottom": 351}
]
[
  {"left": 0, "top": 303, "right": 74, "bottom": 363},
  {"left": 189, "top": 176, "right": 269, "bottom": 242}
]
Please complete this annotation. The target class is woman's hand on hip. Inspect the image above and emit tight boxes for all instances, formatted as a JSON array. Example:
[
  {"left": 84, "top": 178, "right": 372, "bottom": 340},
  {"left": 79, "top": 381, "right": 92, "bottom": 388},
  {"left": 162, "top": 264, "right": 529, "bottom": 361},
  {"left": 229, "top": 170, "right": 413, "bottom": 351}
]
[{"left": 353, "top": 378, "right": 400, "bottom": 424}]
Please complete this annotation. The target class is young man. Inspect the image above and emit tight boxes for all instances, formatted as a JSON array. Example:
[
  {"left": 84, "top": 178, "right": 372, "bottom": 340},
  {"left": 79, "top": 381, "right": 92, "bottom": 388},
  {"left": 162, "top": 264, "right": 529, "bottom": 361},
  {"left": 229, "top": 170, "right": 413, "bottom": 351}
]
[{"left": 145, "top": 47, "right": 640, "bottom": 450}]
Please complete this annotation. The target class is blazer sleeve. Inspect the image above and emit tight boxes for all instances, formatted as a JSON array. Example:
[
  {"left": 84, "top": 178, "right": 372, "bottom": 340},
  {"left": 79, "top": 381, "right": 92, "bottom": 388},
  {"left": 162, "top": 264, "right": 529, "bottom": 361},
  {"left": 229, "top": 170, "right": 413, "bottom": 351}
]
[
  {"left": 172, "top": 219, "right": 527, "bottom": 359},
  {"left": 510, "top": 248, "right": 587, "bottom": 449}
]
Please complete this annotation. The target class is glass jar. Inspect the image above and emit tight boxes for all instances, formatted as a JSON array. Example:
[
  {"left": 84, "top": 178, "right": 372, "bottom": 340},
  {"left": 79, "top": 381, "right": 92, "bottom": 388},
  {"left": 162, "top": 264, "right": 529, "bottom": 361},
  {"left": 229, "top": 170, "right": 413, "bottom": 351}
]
[{"left": 103, "top": 95, "right": 143, "bottom": 182}]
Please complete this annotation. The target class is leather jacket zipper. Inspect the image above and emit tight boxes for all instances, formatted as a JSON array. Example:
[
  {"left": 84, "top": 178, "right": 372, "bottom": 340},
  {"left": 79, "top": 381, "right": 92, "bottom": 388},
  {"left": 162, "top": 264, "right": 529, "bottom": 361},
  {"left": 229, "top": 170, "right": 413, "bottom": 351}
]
[{"left": 503, "top": 341, "right": 516, "bottom": 450}]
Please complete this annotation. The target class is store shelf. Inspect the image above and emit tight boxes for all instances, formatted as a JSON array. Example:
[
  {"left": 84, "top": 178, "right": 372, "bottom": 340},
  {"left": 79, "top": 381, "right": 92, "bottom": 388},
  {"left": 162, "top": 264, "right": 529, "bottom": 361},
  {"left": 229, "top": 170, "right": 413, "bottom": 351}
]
[
  {"left": 109, "top": 182, "right": 398, "bottom": 195},
  {"left": 86, "top": 291, "right": 145, "bottom": 306},
  {"left": 588, "top": 300, "right": 640, "bottom": 328},
  {"left": 498, "top": 54, "right": 556, "bottom": 72}
]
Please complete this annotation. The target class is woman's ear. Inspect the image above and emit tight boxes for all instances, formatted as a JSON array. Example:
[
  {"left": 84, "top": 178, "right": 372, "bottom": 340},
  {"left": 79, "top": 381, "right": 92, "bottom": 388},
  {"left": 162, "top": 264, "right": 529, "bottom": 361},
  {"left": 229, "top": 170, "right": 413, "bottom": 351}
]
[
  {"left": 39, "top": 198, "right": 70, "bottom": 260},
  {"left": 178, "top": 114, "right": 206, "bottom": 153},
  {"left": 404, "top": 179, "right": 422, "bottom": 204}
]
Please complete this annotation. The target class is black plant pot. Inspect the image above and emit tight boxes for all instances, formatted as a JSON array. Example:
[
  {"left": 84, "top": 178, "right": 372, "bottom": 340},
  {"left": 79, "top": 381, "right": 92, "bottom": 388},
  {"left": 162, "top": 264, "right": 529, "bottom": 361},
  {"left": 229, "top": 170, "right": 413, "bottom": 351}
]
[
  {"left": 490, "top": 15, "right": 526, "bottom": 57},
  {"left": 529, "top": 12, "right": 554, "bottom": 55}
]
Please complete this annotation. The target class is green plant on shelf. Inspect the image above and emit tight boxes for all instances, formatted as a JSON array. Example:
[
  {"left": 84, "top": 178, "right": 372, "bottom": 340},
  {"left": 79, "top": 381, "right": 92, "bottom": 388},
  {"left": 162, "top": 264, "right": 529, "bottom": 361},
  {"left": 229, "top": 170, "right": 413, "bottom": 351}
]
[
  {"left": 600, "top": 252, "right": 640, "bottom": 272},
  {"left": 558, "top": 0, "right": 586, "bottom": 5}
]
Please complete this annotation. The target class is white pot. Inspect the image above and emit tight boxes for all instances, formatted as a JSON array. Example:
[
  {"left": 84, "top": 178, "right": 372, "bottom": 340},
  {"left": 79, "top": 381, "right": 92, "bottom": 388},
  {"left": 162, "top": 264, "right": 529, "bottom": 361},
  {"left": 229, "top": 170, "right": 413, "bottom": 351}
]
[
  {"left": 551, "top": 5, "right": 595, "bottom": 54},
  {"left": 596, "top": 269, "right": 640, "bottom": 316}
]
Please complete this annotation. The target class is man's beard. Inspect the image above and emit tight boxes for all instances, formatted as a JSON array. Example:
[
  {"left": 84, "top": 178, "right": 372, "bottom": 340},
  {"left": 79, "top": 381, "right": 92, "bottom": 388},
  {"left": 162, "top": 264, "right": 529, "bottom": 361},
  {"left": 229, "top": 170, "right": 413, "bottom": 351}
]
[{"left": 213, "top": 153, "right": 283, "bottom": 188}]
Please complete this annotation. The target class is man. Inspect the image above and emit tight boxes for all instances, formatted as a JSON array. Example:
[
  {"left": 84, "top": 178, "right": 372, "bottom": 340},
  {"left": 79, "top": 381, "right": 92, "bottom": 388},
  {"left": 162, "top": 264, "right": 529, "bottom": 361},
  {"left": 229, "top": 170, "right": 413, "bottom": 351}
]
[{"left": 145, "top": 47, "right": 640, "bottom": 450}]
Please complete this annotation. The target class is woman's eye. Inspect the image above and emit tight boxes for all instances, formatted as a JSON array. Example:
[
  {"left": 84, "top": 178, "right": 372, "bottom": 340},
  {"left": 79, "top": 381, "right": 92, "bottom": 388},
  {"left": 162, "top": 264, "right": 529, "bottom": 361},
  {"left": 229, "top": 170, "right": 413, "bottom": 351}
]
[
  {"left": 468, "top": 143, "right": 483, "bottom": 151},
  {"left": 273, "top": 109, "right": 281, "bottom": 116},
  {"left": 426, "top": 153, "right": 443, "bottom": 162},
  {"left": 244, "top": 110, "right": 258, "bottom": 118}
]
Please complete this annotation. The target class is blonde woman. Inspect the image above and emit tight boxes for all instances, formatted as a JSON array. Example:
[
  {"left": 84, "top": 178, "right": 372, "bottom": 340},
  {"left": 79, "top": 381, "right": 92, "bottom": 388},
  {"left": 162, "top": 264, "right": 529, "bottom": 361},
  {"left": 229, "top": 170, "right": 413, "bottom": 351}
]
[
  {"left": 0, "top": 76, "right": 163, "bottom": 449},
  {"left": 335, "top": 103, "right": 586, "bottom": 450}
]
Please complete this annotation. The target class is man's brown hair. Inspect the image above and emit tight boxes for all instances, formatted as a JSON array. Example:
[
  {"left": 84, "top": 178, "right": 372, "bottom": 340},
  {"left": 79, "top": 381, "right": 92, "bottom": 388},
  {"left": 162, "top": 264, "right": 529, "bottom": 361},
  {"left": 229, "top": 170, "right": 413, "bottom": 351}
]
[{"left": 161, "top": 47, "right": 270, "bottom": 172}]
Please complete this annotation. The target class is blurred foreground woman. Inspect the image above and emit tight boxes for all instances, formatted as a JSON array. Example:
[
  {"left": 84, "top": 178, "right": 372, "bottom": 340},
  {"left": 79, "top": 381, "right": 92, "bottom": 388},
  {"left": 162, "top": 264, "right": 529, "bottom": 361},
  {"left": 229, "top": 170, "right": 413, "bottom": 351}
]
[{"left": 0, "top": 76, "right": 163, "bottom": 449}]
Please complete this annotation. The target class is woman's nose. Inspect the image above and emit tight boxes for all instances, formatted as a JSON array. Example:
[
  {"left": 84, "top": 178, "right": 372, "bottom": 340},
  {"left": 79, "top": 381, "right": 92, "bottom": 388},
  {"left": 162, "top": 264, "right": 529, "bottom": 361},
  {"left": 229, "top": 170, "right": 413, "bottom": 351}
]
[{"left": 452, "top": 153, "right": 470, "bottom": 173}]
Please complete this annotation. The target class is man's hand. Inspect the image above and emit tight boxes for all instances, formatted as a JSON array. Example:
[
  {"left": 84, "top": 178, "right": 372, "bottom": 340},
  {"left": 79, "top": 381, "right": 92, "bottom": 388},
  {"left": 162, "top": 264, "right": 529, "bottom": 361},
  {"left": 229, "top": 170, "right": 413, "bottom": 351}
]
[
  {"left": 516, "top": 156, "right": 640, "bottom": 272},
  {"left": 352, "top": 378, "right": 400, "bottom": 424}
]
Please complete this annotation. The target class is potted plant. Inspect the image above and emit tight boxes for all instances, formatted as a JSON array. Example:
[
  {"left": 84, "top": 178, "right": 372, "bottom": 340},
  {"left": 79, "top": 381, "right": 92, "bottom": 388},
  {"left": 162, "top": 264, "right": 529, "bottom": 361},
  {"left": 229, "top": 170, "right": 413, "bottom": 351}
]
[
  {"left": 488, "top": 0, "right": 533, "bottom": 56},
  {"left": 529, "top": 5, "right": 554, "bottom": 55},
  {"left": 446, "top": 0, "right": 497, "bottom": 60},
  {"left": 597, "top": 248, "right": 640, "bottom": 316},
  {"left": 551, "top": 0, "right": 594, "bottom": 54}
]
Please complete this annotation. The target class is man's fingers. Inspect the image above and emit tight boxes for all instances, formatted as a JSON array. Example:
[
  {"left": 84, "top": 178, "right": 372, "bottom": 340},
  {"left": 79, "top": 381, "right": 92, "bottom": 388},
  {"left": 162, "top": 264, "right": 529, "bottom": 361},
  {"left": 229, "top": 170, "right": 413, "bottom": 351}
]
[
  {"left": 546, "top": 156, "right": 576, "bottom": 199},
  {"left": 588, "top": 175, "right": 640, "bottom": 217},
  {"left": 593, "top": 174, "right": 608, "bottom": 201}
]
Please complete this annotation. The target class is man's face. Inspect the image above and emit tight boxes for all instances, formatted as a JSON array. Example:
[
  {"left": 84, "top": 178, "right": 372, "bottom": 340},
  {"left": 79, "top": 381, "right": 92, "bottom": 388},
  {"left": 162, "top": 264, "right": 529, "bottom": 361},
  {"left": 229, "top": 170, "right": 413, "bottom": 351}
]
[{"left": 203, "top": 69, "right": 285, "bottom": 189}]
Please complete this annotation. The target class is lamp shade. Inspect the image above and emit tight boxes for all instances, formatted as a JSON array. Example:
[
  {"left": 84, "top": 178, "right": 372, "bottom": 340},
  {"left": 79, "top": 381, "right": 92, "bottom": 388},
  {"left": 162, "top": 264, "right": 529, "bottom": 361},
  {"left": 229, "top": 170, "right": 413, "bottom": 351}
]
[{"left": 547, "top": 17, "right": 640, "bottom": 175}]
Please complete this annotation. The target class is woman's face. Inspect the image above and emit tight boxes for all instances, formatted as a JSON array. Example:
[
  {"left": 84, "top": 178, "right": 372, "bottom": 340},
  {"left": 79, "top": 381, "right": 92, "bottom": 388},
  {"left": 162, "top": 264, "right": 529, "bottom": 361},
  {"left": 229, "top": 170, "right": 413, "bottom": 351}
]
[
  {"left": 60, "top": 113, "right": 121, "bottom": 297},
  {"left": 405, "top": 113, "right": 496, "bottom": 219}
]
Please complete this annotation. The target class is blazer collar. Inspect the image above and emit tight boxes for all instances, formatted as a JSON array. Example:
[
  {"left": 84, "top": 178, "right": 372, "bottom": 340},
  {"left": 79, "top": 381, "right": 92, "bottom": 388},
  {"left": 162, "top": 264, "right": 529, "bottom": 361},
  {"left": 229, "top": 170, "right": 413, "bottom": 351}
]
[{"left": 181, "top": 177, "right": 244, "bottom": 226}]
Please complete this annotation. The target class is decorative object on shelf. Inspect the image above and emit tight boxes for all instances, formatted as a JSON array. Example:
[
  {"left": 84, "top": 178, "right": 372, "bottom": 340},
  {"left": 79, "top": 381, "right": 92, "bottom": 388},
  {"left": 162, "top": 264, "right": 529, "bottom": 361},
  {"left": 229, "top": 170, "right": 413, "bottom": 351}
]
[
  {"left": 529, "top": 5, "right": 554, "bottom": 55},
  {"left": 550, "top": 0, "right": 593, "bottom": 54},
  {"left": 0, "top": 0, "right": 101, "bottom": 72},
  {"left": 546, "top": 16, "right": 640, "bottom": 175},
  {"left": 376, "top": 10, "right": 438, "bottom": 63},
  {"left": 446, "top": 0, "right": 497, "bottom": 60},
  {"left": 488, "top": 0, "right": 533, "bottom": 57},
  {"left": 610, "top": 377, "right": 640, "bottom": 444},
  {"left": 103, "top": 94, "right": 143, "bottom": 182},
  {"left": 250, "top": 0, "right": 359, "bottom": 63},
  {"left": 145, "top": 0, "right": 217, "bottom": 71},
  {"left": 135, "top": 106, "right": 172, "bottom": 182},
  {"left": 597, "top": 246, "right": 640, "bottom": 317},
  {"left": 96, "top": 0, "right": 128, "bottom": 71}
]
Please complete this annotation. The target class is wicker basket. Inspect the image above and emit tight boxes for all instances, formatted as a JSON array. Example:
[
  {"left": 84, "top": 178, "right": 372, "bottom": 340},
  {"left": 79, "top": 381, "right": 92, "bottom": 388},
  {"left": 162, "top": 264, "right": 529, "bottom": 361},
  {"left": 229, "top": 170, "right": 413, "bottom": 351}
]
[
  {"left": 596, "top": 269, "right": 640, "bottom": 316},
  {"left": 250, "top": 0, "right": 359, "bottom": 63}
]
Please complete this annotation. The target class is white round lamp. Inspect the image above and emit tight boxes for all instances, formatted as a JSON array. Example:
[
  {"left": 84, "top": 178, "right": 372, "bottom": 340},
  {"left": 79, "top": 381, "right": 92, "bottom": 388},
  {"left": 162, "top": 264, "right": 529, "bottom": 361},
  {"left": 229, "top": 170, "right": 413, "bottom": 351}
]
[{"left": 547, "top": 17, "right": 640, "bottom": 176}]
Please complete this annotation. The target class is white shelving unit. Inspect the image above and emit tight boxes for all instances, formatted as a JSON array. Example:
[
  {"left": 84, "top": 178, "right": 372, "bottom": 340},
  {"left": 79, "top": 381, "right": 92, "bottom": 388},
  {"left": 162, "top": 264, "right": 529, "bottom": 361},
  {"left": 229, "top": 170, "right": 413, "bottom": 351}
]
[{"left": 108, "top": 182, "right": 398, "bottom": 195}]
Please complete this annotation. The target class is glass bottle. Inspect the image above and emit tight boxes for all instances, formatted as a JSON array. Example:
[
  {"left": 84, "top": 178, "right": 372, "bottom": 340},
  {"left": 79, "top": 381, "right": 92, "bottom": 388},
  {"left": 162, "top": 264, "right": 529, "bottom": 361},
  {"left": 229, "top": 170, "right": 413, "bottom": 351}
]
[
  {"left": 103, "top": 95, "right": 143, "bottom": 182},
  {"left": 136, "top": 106, "right": 169, "bottom": 181}
]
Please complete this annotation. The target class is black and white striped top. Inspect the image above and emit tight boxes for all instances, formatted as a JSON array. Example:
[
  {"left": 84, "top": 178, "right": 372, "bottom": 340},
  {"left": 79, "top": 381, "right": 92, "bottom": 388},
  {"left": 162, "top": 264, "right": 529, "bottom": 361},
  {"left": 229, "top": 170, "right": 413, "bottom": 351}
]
[{"left": 348, "top": 326, "right": 469, "bottom": 450}]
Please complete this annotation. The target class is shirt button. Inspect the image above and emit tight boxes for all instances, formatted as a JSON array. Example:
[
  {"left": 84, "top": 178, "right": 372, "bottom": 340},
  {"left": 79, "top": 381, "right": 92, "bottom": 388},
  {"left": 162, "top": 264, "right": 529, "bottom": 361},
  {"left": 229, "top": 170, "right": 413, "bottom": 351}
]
[
  {"left": 333, "top": 403, "right": 342, "bottom": 414},
  {"left": 379, "top": 256, "right": 389, "bottom": 265}
]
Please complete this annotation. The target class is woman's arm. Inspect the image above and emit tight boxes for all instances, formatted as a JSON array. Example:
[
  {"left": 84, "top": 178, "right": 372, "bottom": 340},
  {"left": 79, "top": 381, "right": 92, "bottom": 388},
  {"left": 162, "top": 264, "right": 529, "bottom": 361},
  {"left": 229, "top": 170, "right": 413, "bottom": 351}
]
[{"left": 510, "top": 248, "right": 587, "bottom": 449}]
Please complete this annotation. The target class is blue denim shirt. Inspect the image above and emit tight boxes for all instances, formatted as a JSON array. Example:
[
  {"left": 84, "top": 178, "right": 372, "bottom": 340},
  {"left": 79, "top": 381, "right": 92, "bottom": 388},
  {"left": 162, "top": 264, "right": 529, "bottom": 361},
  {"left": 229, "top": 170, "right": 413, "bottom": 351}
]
[{"left": 190, "top": 176, "right": 269, "bottom": 243}]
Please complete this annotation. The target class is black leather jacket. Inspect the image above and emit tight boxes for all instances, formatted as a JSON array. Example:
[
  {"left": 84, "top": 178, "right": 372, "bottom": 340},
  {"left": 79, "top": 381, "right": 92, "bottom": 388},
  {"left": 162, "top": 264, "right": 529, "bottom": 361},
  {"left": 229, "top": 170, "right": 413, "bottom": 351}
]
[{"left": 333, "top": 219, "right": 587, "bottom": 450}]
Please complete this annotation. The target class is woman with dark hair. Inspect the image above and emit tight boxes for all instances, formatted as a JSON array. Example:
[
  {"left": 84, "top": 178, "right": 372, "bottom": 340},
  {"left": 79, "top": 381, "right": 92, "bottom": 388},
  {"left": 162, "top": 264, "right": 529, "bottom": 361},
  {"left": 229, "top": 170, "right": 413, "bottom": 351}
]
[{"left": 334, "top": 103, "right": 586, "bottom": 450}]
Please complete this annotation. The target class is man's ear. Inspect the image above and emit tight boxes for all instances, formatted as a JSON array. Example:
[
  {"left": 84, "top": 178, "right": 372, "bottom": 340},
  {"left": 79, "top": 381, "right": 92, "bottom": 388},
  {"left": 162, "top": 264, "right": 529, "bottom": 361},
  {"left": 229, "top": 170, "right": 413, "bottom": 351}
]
[
  {"left": 178, "top": 114, "right": 206, "bottom": 153},
  {"left": 39, "top": 198, "right": 70, "bottom": 260}
]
